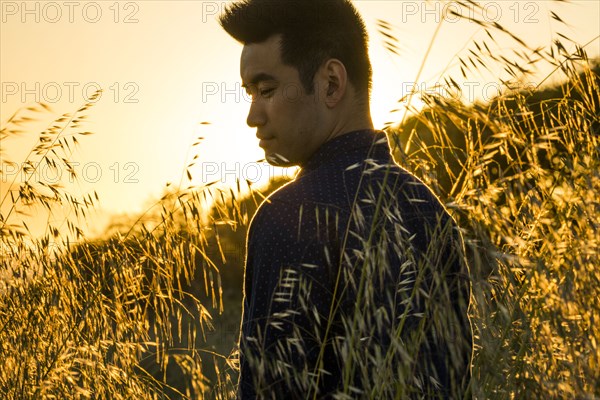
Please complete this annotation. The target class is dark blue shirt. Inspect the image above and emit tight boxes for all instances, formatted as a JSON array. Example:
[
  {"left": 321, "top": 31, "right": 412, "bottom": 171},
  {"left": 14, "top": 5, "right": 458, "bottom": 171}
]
[{"left": 239, "top": 130, "right": 471, "bottom": 399}]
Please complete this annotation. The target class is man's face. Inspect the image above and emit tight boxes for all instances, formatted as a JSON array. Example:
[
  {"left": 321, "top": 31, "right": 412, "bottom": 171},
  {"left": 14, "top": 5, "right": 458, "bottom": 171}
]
[{"left": 240, "top": 35, "right": 326, "bottom": 166}]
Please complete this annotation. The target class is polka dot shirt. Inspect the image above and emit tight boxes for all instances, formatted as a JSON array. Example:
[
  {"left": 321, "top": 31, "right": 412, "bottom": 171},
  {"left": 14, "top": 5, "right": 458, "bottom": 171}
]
[{"left": 238, "top": 129, "right": 471, "bottom": 398}]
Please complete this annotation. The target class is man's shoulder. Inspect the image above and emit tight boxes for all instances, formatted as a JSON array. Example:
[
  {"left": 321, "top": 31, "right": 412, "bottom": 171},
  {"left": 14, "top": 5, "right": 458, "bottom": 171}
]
[
  {"left": 249, "top": 171, "right": 350, "bottom": 236},
  {"left": 250, "top": 151, "right": 451, "bottom": 233},
  {"left": 357, "top": 160, "right": 454, "bottom": 227},
  {"left": 248, "top": 179, "right": 303, "bottom": 230},
  {"left": 253, "top": 159, "right": 447, "bottom": 217},
  {"left": 257, "top": 168, "right": 344, "bottom": 209},
  {"left": 359, "top": 159, "right": 442, "bottom": 202}
]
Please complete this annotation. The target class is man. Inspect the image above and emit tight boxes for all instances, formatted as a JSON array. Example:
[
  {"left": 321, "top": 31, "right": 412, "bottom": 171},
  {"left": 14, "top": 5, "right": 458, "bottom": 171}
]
[{"left": 219, "top": 1, "right": 472, "bottom": 398}]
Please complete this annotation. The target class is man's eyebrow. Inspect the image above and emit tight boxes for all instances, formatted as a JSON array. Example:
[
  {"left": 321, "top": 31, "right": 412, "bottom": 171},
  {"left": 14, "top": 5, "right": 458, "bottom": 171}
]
[{"left": 241, "top": 73, "right": 277, "bottom": 88}]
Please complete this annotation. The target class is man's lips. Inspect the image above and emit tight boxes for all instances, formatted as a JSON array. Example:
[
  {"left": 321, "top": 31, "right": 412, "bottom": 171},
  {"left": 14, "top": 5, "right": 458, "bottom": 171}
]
[{"left": 257, "top": 134, "right": 274, "bottom": 148}]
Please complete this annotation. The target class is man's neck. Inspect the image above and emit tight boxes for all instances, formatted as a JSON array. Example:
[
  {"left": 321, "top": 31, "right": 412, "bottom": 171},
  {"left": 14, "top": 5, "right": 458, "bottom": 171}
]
[{"left": 326, "top": 111, "right": 374, "bottom": 143}]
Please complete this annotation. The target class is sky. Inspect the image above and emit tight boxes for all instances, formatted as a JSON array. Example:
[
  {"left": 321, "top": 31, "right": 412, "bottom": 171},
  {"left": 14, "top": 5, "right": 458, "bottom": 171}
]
[{"left": 1, "top": 0, "right": 599, "bottom": 238}]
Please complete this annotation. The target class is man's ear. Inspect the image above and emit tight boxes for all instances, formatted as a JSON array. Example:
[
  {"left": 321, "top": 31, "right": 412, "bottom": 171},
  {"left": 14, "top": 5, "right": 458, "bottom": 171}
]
[{"left": 318, "top": 59, "right": 347, "bottom": 108}]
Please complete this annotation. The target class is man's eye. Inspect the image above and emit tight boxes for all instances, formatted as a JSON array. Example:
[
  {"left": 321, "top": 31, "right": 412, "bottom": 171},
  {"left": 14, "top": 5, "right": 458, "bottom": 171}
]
[{"left": 260, "top": 88, "right": 275, "bottom": 98}]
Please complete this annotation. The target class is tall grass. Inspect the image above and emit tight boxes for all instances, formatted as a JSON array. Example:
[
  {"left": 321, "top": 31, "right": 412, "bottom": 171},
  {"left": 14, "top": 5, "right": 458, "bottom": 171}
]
[
  {"left": 0, "top": 96, "right": 227, "bottom": 398},
  {"left": 1, "top": 0, "right": 599, "bottom": 398},
  {"left": 390, "top": 55, "right": 599, "bottom": 397},
  {"left": 383, "top": 4, "right": 600, "bottom": 394}
]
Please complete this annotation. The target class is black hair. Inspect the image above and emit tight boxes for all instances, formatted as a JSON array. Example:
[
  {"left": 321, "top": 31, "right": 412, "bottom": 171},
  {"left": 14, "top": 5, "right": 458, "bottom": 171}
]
[{"left": 219, "top": 0, "right": 372, "bottom": 98}]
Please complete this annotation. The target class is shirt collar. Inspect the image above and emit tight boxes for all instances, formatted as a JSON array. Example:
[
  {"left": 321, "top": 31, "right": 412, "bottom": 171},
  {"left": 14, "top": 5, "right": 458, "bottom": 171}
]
[{"left": 298, "top": 129, "right": 389, "bottom": 174}]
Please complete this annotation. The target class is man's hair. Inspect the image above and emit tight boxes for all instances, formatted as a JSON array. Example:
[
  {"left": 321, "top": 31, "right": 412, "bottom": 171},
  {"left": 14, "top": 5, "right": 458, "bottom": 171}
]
[{"left": 219, "top": 0, "right": 372, "bottom": 99}]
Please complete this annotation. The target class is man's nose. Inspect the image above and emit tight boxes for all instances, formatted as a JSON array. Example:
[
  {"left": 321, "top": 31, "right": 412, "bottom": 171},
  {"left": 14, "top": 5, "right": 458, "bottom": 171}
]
[{"left": 246, "top": 100, "right": 266, "bottom": 128}]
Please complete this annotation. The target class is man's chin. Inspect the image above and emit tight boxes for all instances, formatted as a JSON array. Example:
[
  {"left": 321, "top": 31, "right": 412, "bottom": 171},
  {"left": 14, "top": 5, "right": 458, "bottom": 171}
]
[{"left": 266, "top": 152, "right": 294, "bottom": 167}]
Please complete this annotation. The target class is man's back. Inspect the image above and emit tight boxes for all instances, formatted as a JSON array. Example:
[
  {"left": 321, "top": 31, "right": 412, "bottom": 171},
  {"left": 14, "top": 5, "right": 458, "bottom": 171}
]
[{"left": 239, "top": 130, "right": 472, "bottom": 398}]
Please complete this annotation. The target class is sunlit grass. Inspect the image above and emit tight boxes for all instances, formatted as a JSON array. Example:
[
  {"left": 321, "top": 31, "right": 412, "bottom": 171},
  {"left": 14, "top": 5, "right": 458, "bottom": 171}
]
[{"left": 389, "top": 54, "right": 599, "bottom": 397}]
